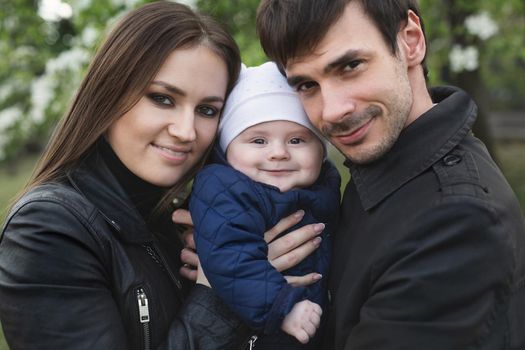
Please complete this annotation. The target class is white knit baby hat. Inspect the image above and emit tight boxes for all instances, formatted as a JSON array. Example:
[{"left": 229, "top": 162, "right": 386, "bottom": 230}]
[{"left": 218, "top": 61, "right": 325, "bottom": 153}]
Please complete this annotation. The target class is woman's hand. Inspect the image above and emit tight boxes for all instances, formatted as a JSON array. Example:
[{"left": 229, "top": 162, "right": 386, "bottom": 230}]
[
  {"left": 172, "top": 209, "right": 198, "bottom": 281},
  {"left": 173, "top": 209, "right": 324, "bottom": 286},
  {"left": 264, "top": 210, "right": 325, "bottom": 286}
]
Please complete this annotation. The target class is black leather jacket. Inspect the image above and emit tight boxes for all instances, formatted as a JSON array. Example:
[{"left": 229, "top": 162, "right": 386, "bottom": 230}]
[{"left": 0, "top": 149, "right": 251, "bottom": 349}]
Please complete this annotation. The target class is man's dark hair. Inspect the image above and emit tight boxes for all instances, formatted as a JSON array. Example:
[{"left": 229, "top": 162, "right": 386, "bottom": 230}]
[{"left": 256, "top": 0, "right": 428, "bottom": 78}]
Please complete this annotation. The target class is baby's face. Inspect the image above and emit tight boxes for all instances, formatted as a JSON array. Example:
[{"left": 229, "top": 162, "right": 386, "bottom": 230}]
[{"left": 226, "top": 120, "right": 324, "bottom": 192}]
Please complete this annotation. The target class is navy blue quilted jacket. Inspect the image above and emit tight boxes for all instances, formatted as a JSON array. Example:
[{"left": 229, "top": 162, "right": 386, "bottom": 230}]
[{"left": 189, "top": 148, "right": 340, "bottom": 335}]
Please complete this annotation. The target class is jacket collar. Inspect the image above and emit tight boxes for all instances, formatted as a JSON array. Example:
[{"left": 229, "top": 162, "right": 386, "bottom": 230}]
[
  {"left": 66, "top": 148, "right": 154, "bottom": 244},
  {"left": 345, "top": 86, "right": 477, "bottom": 211}
]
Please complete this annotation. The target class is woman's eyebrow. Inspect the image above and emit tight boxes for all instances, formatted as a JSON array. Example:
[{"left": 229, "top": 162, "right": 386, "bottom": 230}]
[{"left": 151, "top": 80, "right": 224, "bottom": 103}]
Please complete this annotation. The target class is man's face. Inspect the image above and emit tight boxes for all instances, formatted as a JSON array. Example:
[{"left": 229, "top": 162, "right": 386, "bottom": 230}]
[{"left": 285, "top": 1, "right": 415, "bottom": 164}]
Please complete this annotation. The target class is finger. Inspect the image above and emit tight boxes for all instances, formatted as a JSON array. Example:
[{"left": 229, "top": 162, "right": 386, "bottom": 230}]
[
  {"left": 182, "top": 230, "right": 196, "bottom": 250},
  {"left": 312, "top": 303, "right": 323, "bottom": 317},
  {"left": 179, "top": 266, "right": 197, "bottom": 281},
  {"left": 271, "top": 235, "right": 323, "bottom": 272},
  {"left": 264, "top": 210, "right": 305, "bottom": 243},
  {"left": 284, "top": 273, "right": 322, "bottom": 287},
  {"left": 310, "top": 310, "right": 321, "bottom": 328},
  {"left": 296, "top": 330, "right": 309, "bottom": 344},
  {"left": 303, "top": 321, "right": 317, "bottom": 338},
  {"left": 268, "top": 223, "right": 324, "bottom": 261},
  {"left": 180, "top": 247, "right": 199, "bottom": 268},
  {"left": 172, "top": 209, "right": 193, "bottom": 226}
]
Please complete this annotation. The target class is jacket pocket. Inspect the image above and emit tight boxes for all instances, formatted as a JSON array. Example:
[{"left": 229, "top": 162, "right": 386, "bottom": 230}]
[{"left": 136, "top": 287, "right": 151, "bottom": 350}]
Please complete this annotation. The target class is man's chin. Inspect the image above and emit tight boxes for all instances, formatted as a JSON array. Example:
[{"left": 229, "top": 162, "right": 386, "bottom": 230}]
[{"left": 340, "top": 143, "right": 392, "bottom": 165}]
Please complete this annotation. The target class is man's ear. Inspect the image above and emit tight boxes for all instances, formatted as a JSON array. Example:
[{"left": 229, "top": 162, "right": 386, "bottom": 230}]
[{"left": 399, "top": 10, "right": 426, "bottom": 67}]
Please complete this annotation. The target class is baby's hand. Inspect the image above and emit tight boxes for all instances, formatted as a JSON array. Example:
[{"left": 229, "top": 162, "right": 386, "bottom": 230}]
[{"left": 281, "top": 300, "right": 322, "bottom": 344}]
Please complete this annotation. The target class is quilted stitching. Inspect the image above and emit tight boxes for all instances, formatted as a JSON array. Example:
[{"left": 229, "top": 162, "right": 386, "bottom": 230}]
[{"left": 190, "top": 161, "right": 340, "bottom": 332}]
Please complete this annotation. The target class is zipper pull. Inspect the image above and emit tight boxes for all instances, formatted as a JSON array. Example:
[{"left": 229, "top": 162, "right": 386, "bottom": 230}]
[
  {"left": 248, "top": 335, "right": 258, "bottom": 350},
  {"left": 136, "top": 288, "right": 150, "bottom": 323}
]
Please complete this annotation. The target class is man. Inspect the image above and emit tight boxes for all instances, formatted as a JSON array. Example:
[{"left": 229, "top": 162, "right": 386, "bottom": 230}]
[{"left": 256, "top": 0, "right": 525, "bottom": 349}]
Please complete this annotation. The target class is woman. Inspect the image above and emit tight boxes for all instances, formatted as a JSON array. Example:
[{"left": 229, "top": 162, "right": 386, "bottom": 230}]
[{"left": 0, "top": 2, "right": 322, "bottom": 349}]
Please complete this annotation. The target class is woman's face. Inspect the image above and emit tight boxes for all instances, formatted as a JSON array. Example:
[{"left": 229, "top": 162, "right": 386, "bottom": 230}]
[{"left": 107, "top": 45, "right": 228, "bottom": 187}]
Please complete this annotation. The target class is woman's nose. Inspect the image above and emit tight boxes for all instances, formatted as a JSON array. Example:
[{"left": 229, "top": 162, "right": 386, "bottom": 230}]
[{"left": 167, "top": 109, "right": 196, "bottom": 142}]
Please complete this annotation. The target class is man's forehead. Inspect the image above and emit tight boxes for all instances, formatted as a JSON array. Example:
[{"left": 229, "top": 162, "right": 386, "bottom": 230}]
[{"left": 285, "top": 49, "right": 326, "bottom": 73}]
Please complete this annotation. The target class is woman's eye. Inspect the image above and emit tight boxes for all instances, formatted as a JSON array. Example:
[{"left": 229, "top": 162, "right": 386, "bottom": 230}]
[
  {"left": 197, "top": 105, "right": 219, "bottom": 118},
  {"left": 289, "top": 137, "right": 303, "bottom": 144},
  {"left": 149, "top": 94, "right": 173, "bottom": 106}
]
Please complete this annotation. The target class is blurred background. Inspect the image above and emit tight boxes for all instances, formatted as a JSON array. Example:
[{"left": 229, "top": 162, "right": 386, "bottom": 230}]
[{"left": 0, "top": 0, "right": 524, "bottom": 347}]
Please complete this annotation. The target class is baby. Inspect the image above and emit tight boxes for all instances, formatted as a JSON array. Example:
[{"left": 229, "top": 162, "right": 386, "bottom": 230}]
[{"left": 189, "top": 62, "right": 340, "bottom": 348}]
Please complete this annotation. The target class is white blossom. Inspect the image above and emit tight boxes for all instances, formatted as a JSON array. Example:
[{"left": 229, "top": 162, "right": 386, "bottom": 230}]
[
  {"left": 81, "top": 26, "right": 100, "bottom": 47},
  {"left": 39, "top": 0, "right": 73, "bottom": 22},
  {"left": 449, "top": 45, "right": 479, "bottom": 73},
  {"left": 30, "top": 75, "right": 55, "bottom": 124},
  {"left": 0, "top": 106, "right": 22, "bottom": 160},
  {"left": 465, "top": 11, "right": 499, "bottom": 40},
  {"left": 175, "top": 0, "right": 197, "bottom": 8},
  {"left": 46, "top": 47, "right": 90, "bottom": 74},
  {"left": 12, "top": 46, "right": 37, "bottom": 63},
  {"left": 70, "top": 0, "right": 92, "bottom": 12},
  {"left": 0, "top": 84, "right": 14, "bottom": 102},
  {"left": 0, "top": 106, "right": 22, "bottom": 131}
]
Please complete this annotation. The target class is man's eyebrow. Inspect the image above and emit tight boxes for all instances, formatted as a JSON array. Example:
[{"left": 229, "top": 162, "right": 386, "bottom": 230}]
[
  {"left": 286, "top": 49, "right": 363, "bottom": 87},
  {"left": 286, "top": 75, "right": 309, "bottom": 88},
  {"left": 324, "top": 49, "right": 361, "bottom": 74},
  {"left": 151, "top": 81, "right": 224, "bottom": 103}
]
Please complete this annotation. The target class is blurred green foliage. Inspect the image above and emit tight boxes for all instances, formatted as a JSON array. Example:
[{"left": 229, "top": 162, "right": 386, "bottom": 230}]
[
  {"left": 197, "top": 0, "right": 265, "bottom": 66},
  {"left": 0, "top": 0, "right": 523, "bottom": 167},
  {"left": 420, "top": 0, "right": 525, "bottom": 109}
]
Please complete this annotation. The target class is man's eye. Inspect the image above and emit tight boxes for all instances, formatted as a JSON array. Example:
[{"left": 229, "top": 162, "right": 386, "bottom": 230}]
[
  {"left": 343, "top": 60, "right": 363, "bottom": 72},
  {"left": 289, "top": 137, "right": 303, "bottom": 144},
  {"left": 197, "top": 105, "right": 219, "bottom": 118},
  {"left": 148, "top": 94, "right": 173, "bottom": 106},
  {"left": 297, "top": 81, "right": 318, "bottom": 92}
]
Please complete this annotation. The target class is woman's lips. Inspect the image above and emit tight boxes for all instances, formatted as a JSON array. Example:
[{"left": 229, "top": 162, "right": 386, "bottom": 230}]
[{"left": 152, "top": 143, "right": 190, "bottom": 163}]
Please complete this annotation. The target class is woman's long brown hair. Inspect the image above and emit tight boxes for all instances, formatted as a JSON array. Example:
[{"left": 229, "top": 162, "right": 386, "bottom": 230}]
[{"left": 11, "top": 1, "right": 241, "bottom": 215}]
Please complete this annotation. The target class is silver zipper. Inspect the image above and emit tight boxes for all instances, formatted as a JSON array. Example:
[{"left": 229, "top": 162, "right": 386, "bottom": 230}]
[
  {"left": 248, "top": 335, "right": 258, "bottom": 350},
  {"left": 136, "top": 288, "right": 151, "bottom": 350}
]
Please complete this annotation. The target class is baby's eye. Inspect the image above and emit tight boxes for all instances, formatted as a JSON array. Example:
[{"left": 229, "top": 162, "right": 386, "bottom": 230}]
[
  {"left": 289, "top": 138, "right": 304, "bottom": 144},
  {"left": 251, "top": 138, "right": 266, "bottom": 145}
]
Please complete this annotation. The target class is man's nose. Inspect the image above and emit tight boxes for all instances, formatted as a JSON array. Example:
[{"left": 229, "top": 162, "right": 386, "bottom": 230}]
[{"left": 321, "top": 84, "right": 357, "bottom": 124}]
